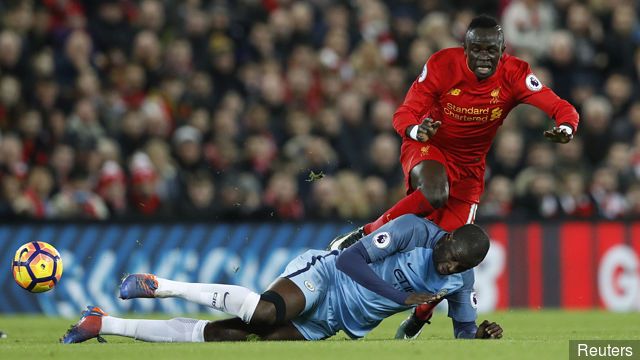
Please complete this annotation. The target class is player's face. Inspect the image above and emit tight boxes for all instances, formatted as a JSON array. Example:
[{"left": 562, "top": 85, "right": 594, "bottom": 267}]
[
  {"left": 463, "top": 28, "right": 504, "bottom": 80},
  {"left": 433, "top": 234, "right": 471, "bottom": 275}
]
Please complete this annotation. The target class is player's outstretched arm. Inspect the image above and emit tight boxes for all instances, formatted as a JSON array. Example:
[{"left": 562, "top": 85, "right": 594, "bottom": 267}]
[{"left": 404, "top": 292, "right": 444, "bottom": 305}]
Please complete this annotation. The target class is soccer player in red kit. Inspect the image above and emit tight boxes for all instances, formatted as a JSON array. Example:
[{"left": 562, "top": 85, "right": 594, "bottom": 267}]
[{"left": 328, "top": 15, "right": 579, "bottom": 338}]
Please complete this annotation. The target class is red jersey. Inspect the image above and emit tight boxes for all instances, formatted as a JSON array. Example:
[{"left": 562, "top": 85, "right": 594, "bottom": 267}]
[{"left": 393, "top": 47, "right": 580, "bottom": 168}]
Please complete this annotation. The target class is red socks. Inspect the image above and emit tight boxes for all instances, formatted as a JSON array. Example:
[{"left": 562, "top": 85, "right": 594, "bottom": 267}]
[
  {"left": 415, "top": 299, "right": 442, "bottom": 321},
  {"left": 363, "top": 190, "right": 435, "bottom": 234}
]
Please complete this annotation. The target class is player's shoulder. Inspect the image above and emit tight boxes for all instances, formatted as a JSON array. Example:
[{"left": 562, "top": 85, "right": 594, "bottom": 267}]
[
  {"left": 500, "top": 53, "right": 531, "bottom": 75},
  {"left": 393, "top": 214, "right": 442, "bottom": 230},
  {"left": 460, "top": 268, "right": 475, "bottom": 287},
  {"left": 429, "top": 47, "right": 465, "bottom": 65}
]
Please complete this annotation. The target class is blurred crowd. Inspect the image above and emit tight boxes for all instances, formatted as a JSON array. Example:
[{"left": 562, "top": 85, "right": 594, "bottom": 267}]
[{"left": 0, "top": 0, "right": 639, "bottom": 222}]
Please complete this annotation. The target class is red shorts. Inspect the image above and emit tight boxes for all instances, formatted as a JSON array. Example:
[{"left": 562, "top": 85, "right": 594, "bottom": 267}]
[{"left": 399, "top": 141, "right": 484, "bottom": 231}]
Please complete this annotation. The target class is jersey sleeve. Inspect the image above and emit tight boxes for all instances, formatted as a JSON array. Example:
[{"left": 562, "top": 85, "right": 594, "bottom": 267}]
[
  {"left": 359, "top": 215, "right": 426, "bottom": 262},
  {"left": 509, "top": 61, "right": 580, "bottom": 132},
  {"left": 393, "top": 54, "right": 444, "bottom": 139},
  {"left": 446, "top": 269, "right": 478, "bottom": 323}
]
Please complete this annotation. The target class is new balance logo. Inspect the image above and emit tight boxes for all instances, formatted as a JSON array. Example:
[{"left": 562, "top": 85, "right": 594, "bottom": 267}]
[{"left": 490, "top": 107, "right": 502, "bottom": 121}]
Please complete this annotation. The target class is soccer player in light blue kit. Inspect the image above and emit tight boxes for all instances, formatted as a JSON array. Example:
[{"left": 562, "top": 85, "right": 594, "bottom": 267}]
[{"left": 61, "top": 215, "right": 503, "bottom": 343}]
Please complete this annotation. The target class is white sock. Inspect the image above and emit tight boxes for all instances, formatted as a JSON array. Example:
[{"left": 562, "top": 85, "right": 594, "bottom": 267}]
[
  {"left": 100, "top": 316, "right": 208, "bottom": 342},
  {"left": 155, "top": 278, "right": 261, "bottom": 323}
]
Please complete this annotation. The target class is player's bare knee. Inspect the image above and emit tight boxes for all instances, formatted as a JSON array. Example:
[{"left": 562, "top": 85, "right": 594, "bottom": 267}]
[
  {"left": 250, "top": 301, "right": 278, "bottom": 325},
  {"left": 256, "top": 290, "right": 288, "bottom": 325},
  {"left": 419, "top": 185, "right": 449, "bottom": 209}
]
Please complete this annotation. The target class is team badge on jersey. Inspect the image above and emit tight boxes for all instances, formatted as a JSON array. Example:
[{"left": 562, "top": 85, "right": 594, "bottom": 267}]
[
  {"left": 490, "top": 87, "right": 500, "bottom": 104},
  {"left": 418, "top": 64, "right": 427, "bottom": 82},
  {"left": 525, "top": 74, "right": 542, "bottom": 91},
  {"left": 373, "top": 232, "right": 391, "bottom": 249},
  {"left": 470, "top": 291, "right": 478, "bottom": 309},
  {"left": 304, "top": 280, "right": 315, "bottom": 292}
]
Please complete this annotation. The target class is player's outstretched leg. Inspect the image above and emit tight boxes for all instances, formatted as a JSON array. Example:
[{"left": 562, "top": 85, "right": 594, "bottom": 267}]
[
  {"left": 61, "top": 306, "right": 209, "bottom": 343},
  {"left": 120, "top": 273, "right": 158, "bottom": 299},
  {"left": 120, "top": 274, "right": 262, "bottom": 323},
  {"left": 60, "top": 306, "right": 108, "bottom": 344}
]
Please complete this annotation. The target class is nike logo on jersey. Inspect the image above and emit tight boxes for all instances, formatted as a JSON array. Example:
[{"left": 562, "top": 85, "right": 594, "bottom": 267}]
[{"left": 407, "top": 262, "right": 418, "bottom": 276}]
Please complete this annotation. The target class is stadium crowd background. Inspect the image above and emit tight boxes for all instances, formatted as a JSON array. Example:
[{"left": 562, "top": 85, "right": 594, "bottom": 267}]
[{"left": 0, "top": 0, "right": 638, "bottom": 221}]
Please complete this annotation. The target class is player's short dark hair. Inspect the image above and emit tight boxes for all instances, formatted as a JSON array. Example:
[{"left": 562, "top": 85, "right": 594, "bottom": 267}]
[
  {"left": 464, "top": 15, "right": 504, "bottom": 47},
  {"left": 467, "top": 15, "right": 500, "bottom": 32},
  {"left": 451, "top": 224, "right": 490, "bottom": 268}
]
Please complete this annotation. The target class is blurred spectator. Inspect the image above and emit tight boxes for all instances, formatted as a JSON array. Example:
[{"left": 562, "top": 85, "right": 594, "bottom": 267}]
[
  {"left": 540, "top": 30, "right": 576, "bottom": 100},
  {"left": 555, "top": 137, "right": 590, "bottom": 178},
  {"left": 515, "top": 171, "right": 561, "bottom": 219},
  {"left": 488, "top": 130, "right": 524, "bottom": 179},
  {"left": 128, "top": 151, "right": 167, "bottom": 217},
  {"left": 502, "top": 0, "right": 556, "bottom": 57},
  {"left": 514, "top": 141, "right": 556, "bottom": 196},
  {"left": 0, "top": 76, "right": 22, "bottom": 129},
  {"left": 50, "top": 165, "right": 108, "bottom": 219},
  {"left": 145, "top": 138, "right": 178, "bottom": 201},
  {"left": 12, "top": 166, "right": 54, "bottom": 219},
  {"left": 363, "top": 175, "right": 390, "bottom": 218},
  {"left": 366, "top": 133, "right": 403, "bottom": 187},
  {"left": 590, "top": 166, "right": 628, "bottom": 219},
  {"left": 625, "top": 182, "right": 640, "bottom": 217},
  {"left": 580, "top": 96, "right": 614, "bottom": 166},
  {"left": 335, "top": 170, "right": 370, "bottom": 220},
  {"left": 336, "top": 91, "right": 372, "bottom": 171},
  {"left": 478, "top": 176, "right": 514, "bottom": 219},
  {"left": 417, "top": 12, "right": 457, "bottom": 50},
  {"left": 307, "top": 175, "right": 340, "bottom": 219},
  {"left": 95, "top": 160, "right": 127, "bottom": 217},
  {"left": 603, "top": 3, "right": 639, "bottom": 77},
  {"left": 565, "top": 2, "right": 604, "bottom": 74},
  {"left": 604, "top": 73, "right": 633, "bottom": 118},
  {"left": 0, "top": 133, "right": 28, "bottom": 179},
  {"left": 605, "top": 142, "right": 635, "bottom": 190},
  {"left": 49, "top": 143, "right": 75, "bottom": 188},
  {"left": 612, "top": 101, "right": 640, "bottom": 143},
  {"left": 263, "top": 171, "right": 304, "bottom": 220},
  {"left": 176, "top": 170, "right": 217, "bottom": 218},
  {"left": 217, "top": 172, "right": 267, "bottom": 219},
  {"left": 0, "top": 175, "right": 22, "bottom": 219},
  {"left": 0, "top": 30, "right": 26, "bottom": 79},
  {"left": 558, "top": 172, "right": 596, "bottom": 218}
]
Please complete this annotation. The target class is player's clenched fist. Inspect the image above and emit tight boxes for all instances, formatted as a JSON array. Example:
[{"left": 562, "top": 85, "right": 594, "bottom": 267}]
[
  {"left": 475, "top": 320, "right": 503, "bottom": 339},
  {"left": 404, "top": 292, "right": 443, "bottom": 305},
  {"left": 407, "top": 117, "right": 441, "bottom": 142}
]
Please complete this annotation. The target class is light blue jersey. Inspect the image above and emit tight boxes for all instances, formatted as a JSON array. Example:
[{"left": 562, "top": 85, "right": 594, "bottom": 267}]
[{"left": 281, "top": 215, "right": 476, "bottom": 340}]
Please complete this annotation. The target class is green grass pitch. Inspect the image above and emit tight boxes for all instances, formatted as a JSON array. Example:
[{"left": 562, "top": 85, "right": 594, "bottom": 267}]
[{"left": 0, "top": 310, "right": 638, "bottom": 360}]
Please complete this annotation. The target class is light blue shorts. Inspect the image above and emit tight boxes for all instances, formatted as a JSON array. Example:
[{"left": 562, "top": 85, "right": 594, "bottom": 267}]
[{"left": 278, "top": 249, "right": 340, "bottom": 340}]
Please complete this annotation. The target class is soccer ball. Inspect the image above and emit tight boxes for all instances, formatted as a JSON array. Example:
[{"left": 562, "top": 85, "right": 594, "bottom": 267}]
[{"left": 12, "top": 241, "right": 63, "bottom": 293}]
